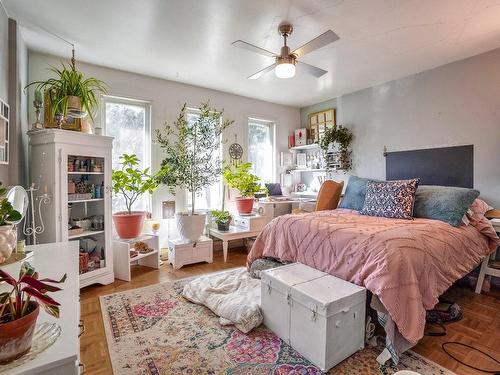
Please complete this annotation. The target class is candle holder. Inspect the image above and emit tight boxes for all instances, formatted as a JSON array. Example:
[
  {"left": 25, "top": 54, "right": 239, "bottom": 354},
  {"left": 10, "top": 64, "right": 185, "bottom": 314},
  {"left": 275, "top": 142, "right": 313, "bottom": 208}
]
[
  {"left": 31, "top": 101, "right": 44, "bottom": 130},
  {"left": 54, "top": 113, "right": 64, "bottom": 130}
]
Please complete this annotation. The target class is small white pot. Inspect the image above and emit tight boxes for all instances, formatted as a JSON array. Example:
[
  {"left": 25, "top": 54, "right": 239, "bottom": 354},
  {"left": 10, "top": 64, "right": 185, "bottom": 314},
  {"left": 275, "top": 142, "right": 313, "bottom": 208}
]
[
  {"left": 176, "top": 213, "right": 206, "bottom": 242},
  {"left": 0, "top": 224, "right": 17, "bottom": 264}
]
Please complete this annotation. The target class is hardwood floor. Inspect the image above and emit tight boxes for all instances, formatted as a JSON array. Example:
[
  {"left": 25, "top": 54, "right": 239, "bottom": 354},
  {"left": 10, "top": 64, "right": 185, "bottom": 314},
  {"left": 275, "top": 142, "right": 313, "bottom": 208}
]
[{"left": 80, "top": 246, "right": 500, "bottom": 375}]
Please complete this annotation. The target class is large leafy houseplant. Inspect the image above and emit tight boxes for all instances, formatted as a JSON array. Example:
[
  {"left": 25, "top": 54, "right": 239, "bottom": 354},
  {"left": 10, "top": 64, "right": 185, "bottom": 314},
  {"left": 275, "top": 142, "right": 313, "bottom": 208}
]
[
  {"left": 155, "top": 101, "right": 233, "bottom": 241},
  {"left": 26, "top": 62, "right": 107, "bottom": 122},
  {"left": 0, "top": 262, "right": 66, "bottom": 364},
  {"left": 0, "top": 183, "right": 22, "bottom": 264},
  {"left": 223, "top": 162, "right": 263, "bottom": 214},
  {"left": 319, "top": 125, "right": 353, "bottom": 171},
  {"left": 112, "top": 154, "right": 164, "bottom": 239}
]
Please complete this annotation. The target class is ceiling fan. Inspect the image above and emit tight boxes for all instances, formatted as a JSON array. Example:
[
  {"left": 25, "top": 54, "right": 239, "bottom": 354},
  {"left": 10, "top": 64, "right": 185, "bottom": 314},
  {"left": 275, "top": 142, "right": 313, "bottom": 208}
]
[{"left": 232, "top": 22, "right": 339, "bottom": 80}]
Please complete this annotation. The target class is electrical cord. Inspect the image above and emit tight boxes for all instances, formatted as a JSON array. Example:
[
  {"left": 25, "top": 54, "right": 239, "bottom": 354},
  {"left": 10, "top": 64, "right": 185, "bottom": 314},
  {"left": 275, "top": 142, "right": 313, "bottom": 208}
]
[{"left": 442, "top": 342, "right": 500, "bottom": 374}]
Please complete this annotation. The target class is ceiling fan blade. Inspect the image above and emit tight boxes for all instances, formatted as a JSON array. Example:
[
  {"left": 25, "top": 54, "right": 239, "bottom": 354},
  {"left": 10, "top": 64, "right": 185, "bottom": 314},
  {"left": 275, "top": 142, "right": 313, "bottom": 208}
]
[
  {"left": 232, "top": 40, "right": 276, "bottom": 58},
  {"left": 248, "top": 63, "right": 277, "bottom": 80},
  {"left": 297, "top": 61, "right": 328, "bottom": 78},
  {"left": 292, "top": 30, "right": 339, "bottom": 58}
]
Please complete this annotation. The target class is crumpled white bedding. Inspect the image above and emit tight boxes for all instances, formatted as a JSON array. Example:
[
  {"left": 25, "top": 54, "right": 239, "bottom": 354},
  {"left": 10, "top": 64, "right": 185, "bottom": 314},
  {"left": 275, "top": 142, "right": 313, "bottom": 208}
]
[{"left": 182, "top": 267, "right": 262, "bottom": 333}]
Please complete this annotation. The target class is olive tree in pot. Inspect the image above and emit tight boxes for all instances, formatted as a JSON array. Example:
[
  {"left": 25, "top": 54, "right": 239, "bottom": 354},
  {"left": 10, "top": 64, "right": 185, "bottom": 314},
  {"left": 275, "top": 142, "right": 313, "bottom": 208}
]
[
  {"left": 0, "top": 262, "right": 66, "bottom": 364},
  {"left": 223, "top": 163, "right": 263, "bottom": 214},
  {"left": 112, "top": 154, "right": 162, "bottom": 239},
  {"left": 156, "top": 102, "right": 233, "bottom": 242},
  {"left": 0, "top": 183, "right": 22, "bottom": 264}
]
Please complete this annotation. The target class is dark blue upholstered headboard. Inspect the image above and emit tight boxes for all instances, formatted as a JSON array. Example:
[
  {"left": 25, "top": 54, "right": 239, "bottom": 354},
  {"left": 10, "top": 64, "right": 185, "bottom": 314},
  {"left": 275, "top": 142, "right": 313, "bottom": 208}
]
[{"left": 385, "top": 145, "right": 473, "bottom": 188}]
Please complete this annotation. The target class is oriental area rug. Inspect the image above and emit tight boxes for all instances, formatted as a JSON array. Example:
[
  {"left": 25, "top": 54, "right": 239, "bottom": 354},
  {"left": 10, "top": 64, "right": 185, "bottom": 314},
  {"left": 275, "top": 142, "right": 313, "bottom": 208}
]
[{"left": 99, "top": 278, "right": 453, "bottom": 375}]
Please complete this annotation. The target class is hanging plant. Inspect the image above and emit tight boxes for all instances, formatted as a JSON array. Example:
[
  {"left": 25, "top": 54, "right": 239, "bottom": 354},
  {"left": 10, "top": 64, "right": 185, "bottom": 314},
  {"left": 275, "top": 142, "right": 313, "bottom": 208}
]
[
  {"left": 26, "top": 62, "right": 107, "bottom": 121},
  {"left": 320, "top": 125, "right": 353, "bottom": 171}
]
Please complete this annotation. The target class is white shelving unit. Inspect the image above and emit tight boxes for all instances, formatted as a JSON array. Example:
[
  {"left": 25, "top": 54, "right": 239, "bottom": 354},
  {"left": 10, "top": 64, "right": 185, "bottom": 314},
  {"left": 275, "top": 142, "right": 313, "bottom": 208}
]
[
  {"left": 29, "top": 129, "right": 114, "bottom": 288},
  {"left": 289, "top": 143, "right": 320, "bottom": 151},
  {"left": 113, "top": 235, "right": 160, "bottom": 281}
]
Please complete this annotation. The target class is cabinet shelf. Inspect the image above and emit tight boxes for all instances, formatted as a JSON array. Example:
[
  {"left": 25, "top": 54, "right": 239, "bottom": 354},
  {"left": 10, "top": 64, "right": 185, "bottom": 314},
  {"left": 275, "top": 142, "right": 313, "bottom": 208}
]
[
  {"left": 68, "top": 230, "right": 104, "bottom": 240},
  {"left": 130, "top": 249, "right": 159, "bottom": 263},
  {"left": 68, "top": 171, "right": 104, "bottom": 175},
  {"left": 68, "top": 198, "right": 104, "bottom": 203}
]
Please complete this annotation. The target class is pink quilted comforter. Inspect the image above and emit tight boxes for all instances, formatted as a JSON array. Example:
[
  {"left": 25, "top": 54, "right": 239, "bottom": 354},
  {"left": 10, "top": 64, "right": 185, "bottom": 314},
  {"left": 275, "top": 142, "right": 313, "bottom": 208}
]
[{"left": 247, "top": 208, "right": 500, "bottom": 344}]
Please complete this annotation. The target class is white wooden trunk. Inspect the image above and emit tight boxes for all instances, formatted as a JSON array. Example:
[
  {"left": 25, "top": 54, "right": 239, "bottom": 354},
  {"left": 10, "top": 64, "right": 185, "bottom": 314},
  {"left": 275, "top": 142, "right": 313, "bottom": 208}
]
[
  {"left": 260, "top": 263, "right": 326, "bottom": 343},
  {"left": 261, "top": 263, "right": 366, "bottom": 372},
  {"left": 168, "top": 236, "right": 213, "bottom": 269}
]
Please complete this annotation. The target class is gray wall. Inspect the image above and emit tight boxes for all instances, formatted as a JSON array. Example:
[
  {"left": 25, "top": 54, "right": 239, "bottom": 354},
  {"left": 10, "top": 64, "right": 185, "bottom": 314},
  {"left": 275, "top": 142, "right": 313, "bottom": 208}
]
[{"left": 301, "top": 48, "right": 500, "bottom": 207}]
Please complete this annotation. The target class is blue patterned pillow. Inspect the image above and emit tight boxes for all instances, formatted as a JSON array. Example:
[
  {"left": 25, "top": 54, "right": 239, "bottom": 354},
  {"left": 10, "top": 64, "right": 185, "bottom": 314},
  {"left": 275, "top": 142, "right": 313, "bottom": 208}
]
[{"left": 361, "top": 179, "right": 420, "bottom": 219}]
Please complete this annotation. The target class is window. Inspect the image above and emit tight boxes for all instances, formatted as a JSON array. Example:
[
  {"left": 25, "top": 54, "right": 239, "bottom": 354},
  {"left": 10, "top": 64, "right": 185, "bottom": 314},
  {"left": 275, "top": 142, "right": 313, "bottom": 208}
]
[
  {"left": 102, "top": 96, "right": 151, "bottom": 213},
  {"left": 248, "top": 118, "right": 275, "bottom": 182},
  {"left": 185, "top": 108, "right": 223, "bottom": 211}
]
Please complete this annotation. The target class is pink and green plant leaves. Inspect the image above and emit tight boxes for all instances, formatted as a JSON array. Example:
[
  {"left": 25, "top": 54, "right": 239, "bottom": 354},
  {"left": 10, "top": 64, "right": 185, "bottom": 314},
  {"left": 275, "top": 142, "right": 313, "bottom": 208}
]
[{"left": 0, "top": 261, "right": 66, "bottom": 323}]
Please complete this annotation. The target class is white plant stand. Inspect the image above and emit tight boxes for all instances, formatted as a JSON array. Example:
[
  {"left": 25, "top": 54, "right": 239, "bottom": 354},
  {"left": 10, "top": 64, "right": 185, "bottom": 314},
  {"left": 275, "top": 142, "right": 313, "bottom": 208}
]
[
  {"left": 475, "top": 218, "right": 500, "bottom": 294},
  {"left": 168, "top": 236, "right": 213, "bottom": 269},
  {"left": 208, "top": 226, "right": 261, "bottom": 262},
  {"left": 113, "top": 234, "right": 160, "bottom": 281}
]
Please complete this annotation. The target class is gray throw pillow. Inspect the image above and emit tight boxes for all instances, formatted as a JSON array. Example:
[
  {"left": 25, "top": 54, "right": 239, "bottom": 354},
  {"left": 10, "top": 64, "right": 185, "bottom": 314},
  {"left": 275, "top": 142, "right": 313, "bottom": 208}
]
[
  {"left": 339, "top": 176, "right": 374, "bottom": 211},
  {"left": 413, "top": 185, "right": 480, "bottom": 227},
  {"left": 361, "top": 179, "right": 420, "bottom": 219}
]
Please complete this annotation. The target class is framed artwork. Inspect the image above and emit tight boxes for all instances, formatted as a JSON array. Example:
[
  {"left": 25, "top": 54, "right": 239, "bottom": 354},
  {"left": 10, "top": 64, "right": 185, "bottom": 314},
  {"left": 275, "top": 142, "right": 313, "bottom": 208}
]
[
  {"left": 308, "top": 108, "right": 335, "bottom": 142},
  {"left": 43, "top": 91, "right": 81, "bottom": 131}
]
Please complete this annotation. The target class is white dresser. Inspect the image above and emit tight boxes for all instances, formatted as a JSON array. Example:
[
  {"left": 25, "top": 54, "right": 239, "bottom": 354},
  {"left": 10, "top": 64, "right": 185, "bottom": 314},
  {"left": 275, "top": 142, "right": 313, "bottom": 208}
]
[
  {"left": 0, "top": 242, "right": 80, "bottom": 374},
  {"left": 29, "top": 129, "right": 114, "bottom": 287}
]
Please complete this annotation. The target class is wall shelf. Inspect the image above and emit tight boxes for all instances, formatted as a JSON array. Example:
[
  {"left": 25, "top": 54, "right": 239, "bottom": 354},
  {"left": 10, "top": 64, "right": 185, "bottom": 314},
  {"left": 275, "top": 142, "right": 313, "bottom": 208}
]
[{"left": 289, "top": 143, "right": 320, "bottom": 151}]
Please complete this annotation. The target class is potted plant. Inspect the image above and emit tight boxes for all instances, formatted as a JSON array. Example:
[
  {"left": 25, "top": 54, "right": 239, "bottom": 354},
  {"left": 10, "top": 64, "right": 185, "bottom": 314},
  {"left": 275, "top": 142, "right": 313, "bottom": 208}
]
[
  {"left": 211, "top": 210, "right": 232, "bottom": 231},
  {"left": 26, "top": 62, "right": 107, "bottom": 122},
  {"left": 0, "top": 183, "right": 22, "bottom": 264},
  {"left": 319, "top": 125, "right": 353, "bottom": 171},
  {"left": 223, "top": 162, "right": 263, "bottom": 214},
  {"left": 156, "top": 102, "right": 233, "bottom": 242},
  {"left": 112, "top": 154, "right": 163, "bottom": 239},
  {"left": 0, "top": 262, "right": 66, "bottom": 364}
]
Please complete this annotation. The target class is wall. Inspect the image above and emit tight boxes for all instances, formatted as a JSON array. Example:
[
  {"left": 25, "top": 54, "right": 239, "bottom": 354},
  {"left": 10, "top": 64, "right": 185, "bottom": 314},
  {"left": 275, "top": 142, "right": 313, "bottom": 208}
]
[
  {"left": 28, "top": 51, "right": 300, "bottom": 217},
  {"left": 0, "top": 5, "right": 8, "bottom": 183},
  {"left": 301, "top": 48, "right": 500, "bottom": 207}
]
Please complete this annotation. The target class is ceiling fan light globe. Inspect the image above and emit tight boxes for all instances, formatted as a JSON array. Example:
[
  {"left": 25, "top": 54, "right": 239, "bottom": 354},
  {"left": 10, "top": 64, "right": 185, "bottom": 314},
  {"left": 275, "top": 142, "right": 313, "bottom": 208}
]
[{"left": 275, "top": 63, "right": 296, "bottom": 79}]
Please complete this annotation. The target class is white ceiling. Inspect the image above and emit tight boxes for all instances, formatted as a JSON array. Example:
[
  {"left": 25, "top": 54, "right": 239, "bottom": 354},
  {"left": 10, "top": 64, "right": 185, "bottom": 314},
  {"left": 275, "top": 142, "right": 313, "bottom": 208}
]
[{"left": 4, "top": 0, "right": 500, "bottom": 107}]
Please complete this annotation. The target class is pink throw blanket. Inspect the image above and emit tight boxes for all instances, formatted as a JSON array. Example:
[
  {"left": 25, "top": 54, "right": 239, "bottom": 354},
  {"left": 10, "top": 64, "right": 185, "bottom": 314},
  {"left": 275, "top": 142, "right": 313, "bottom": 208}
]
[{"left": 247, "top": 209, "right": 500, "bottom": 344}]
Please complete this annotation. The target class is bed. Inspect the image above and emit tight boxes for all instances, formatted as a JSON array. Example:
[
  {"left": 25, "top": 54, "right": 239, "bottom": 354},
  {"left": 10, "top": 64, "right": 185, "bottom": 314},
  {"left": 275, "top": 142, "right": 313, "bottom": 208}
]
[{"left": 247, "top": 145, "right": 500, "bottom": 363}]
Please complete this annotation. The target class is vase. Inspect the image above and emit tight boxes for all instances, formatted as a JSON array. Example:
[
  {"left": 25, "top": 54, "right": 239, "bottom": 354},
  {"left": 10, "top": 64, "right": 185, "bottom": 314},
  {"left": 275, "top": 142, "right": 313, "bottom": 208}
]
[
  {"left": 235, "top": 197, "right": 254, "bottom": 214},
  {"left": 176, "top": 213, "right": 206, "bottom": 242},
  {"left": 112, "top": 211, "right": 146, "bottom": 239},
  {"left": 0, "top": 224, "right": 17, "bottom": 264},
  {"left": 0, "top": 302, "right": 40, "bottom": 364},
  {"left": 217, "top": 221, "right": 230, "bottom": 231}
]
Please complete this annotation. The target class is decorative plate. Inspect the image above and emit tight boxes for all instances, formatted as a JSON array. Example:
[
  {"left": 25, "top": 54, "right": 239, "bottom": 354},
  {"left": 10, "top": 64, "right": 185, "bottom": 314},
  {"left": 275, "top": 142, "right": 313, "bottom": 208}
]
[{"left": 0, "top": 323, "right": 61, "bottom": 371}]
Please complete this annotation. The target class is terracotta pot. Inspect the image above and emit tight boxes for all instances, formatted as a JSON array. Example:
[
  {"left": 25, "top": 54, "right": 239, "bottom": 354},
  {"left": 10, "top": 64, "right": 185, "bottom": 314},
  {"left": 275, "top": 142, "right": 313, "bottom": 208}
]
[
  {"left": 0, "top": 302, "right": 40, "bottom": 364},
  {"left": 176, "top": 213, "right": 206, "bottom": 242},
  {"left": 0, "top": 224, "right": 17, "bottom": 264},
  {"left": 112, "top": 211, "right": 145, "bottom": 239},
  {"left": 235, "top": 197, "right": 254, "bottom": 214}
]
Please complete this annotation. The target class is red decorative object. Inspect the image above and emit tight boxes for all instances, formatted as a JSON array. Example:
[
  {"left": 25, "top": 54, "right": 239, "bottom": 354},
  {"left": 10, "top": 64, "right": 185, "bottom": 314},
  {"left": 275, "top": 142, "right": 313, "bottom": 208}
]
[
  {"left": 79, "top": 252, "right": 89, "bottom": 274},
  {"left": 288, "top": 134, "right": 295, "bottom": 149}
]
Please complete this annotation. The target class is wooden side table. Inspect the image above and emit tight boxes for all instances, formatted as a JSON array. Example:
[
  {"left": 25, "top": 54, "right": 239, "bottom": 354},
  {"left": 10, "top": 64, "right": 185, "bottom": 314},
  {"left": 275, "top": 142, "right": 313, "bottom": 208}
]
[
  {"left": 113, "top": 234, "right": 160, "bottom": 281},
  {"left": 475, "top": 218, "right": 500, "bottom": 294},
  {"left": 168, "top": 236, "right": 213, "bottom": 269},
  {"left": 208, "top": 226, "right": 261, "bottom": 262}
]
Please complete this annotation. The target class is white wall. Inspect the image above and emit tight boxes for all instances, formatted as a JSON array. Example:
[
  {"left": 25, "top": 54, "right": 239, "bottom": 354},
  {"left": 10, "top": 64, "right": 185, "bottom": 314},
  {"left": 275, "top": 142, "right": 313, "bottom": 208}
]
[
  {"left": 301, "top": 48, "right": 500, "bottom": 207},
  {"left": 28, "top": 51, "right": 300, "bottom": 217}
]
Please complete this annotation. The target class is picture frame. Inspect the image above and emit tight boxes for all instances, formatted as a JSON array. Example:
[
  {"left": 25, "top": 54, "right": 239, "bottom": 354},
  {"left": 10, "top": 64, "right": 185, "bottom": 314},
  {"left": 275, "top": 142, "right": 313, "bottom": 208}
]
[
  {"left": 43, "top": 91, "right": 81, "bottom": 131},
  {"left": 308, "top": 108, "right": 335, "bottom": 142}
]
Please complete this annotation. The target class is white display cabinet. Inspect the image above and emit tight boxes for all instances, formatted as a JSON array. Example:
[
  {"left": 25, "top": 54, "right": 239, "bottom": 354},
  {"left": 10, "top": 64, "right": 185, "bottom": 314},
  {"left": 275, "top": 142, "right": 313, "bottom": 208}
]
[{"left": 29, "top": 129, "right": 114, "bottom": 288}]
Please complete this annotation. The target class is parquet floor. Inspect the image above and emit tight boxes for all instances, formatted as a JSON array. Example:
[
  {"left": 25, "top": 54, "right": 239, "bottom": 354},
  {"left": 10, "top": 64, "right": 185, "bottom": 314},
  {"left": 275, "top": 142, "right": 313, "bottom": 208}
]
[{"left": 80, "top": 246, "right": 500, "bottom": 375}]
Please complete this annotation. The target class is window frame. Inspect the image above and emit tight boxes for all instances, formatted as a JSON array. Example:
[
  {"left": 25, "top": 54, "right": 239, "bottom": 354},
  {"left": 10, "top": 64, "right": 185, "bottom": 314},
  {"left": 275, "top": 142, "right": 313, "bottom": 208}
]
[
  {"left": 247, "top": 117, "right": 276, "bottom": 182},
  {"left": 101, "top": 95, "right": 153, "bottom": 212}
]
